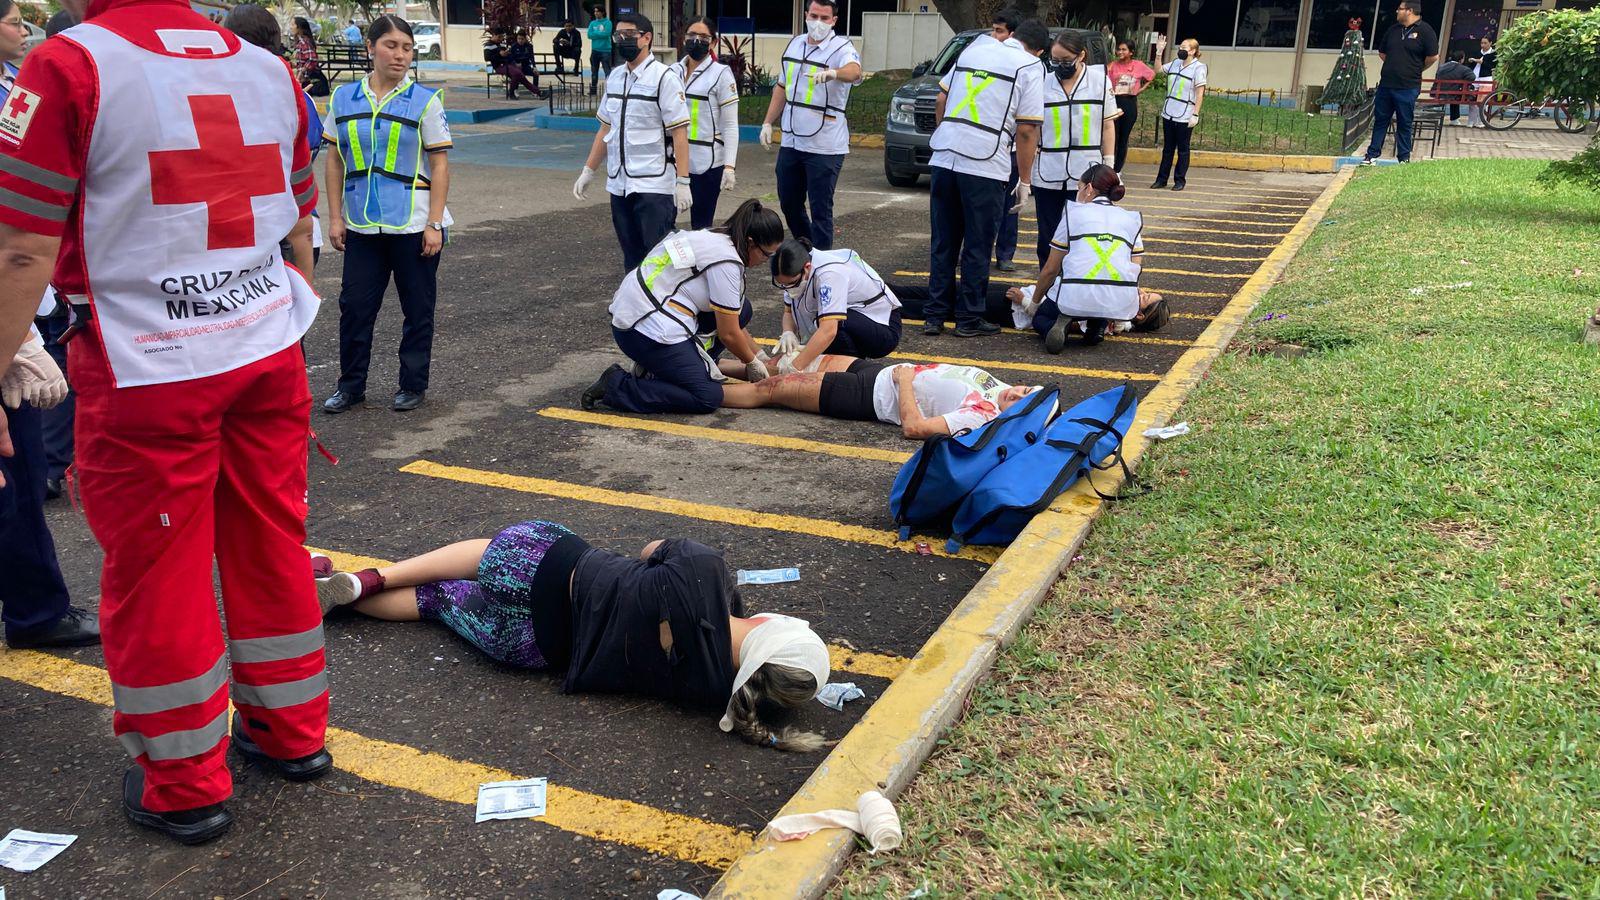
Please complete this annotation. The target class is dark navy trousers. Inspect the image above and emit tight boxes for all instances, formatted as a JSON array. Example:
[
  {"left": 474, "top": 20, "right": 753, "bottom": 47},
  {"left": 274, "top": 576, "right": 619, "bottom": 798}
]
[
  {"left": 775, "top": 147, "right": 843, "bottom": 250},
  {"left": 687, "top": 167, "right": 724, "bottom": 230},
  {"left": 604, "top": 301, "right": 753, "bottom": 414},
  {"left": 36, "top": 312, "right": 74, "bottom": 481},
  {"left": 925, "top": 166, "right": 1007, "bottom": 330},
  {"left": 822, "top": 309, "right": 902, "bottom": 359},
  {"left": 1033, "top": 187, "right": 1074, "bottom": 268},
  {"left": 0, "top": 402, "right": 71, "bottom": 639},
  {"left": 611, "top": 191, "right": 677, "bottom": 272}
]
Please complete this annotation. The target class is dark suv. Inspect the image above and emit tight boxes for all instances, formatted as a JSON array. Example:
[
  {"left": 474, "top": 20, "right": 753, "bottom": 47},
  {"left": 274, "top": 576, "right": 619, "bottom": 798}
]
[{"left": 883, "top": 28, "right": 1111, "bottom": 187}]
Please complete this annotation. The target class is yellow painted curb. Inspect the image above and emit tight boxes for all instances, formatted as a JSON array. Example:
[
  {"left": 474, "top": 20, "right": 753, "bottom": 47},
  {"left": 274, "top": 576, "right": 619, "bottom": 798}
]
[
  {"left": 706, "top": 165, "right": 1356, "bottom": 899},
  {"left": 1123, "top": 146, "right": 1337, "bottom": 173}
]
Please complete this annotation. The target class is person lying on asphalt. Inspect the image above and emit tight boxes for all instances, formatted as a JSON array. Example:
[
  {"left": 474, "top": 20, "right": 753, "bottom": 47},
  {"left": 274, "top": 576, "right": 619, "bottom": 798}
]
[{"left": 316, "top": 521, "right": 833, "bottom": 751}]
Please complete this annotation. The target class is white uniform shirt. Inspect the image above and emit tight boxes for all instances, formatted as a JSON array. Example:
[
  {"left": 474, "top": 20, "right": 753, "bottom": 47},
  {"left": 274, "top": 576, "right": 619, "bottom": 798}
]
[
  {"left": 597, "top": 57, "right": 690, "bottom": 197},
  {"left": 778, "top": 33, "right": 861, "bottom": 155},
  {"left": 782, "top": 247, "right": 900, "bottom": 340},
  {"left": 1035, "top": 64, "right": 1118, "bottom": 191},
  {"left": 872, "top": 363, "right": 1012, "bottom": 434},
  {"left": 1160, "top": 59, "right": 1206, "bottom": 122},
  {"left": 667, "top": 58, "right": 739, "bottom": 173},
  {"left": 609, "top": 230, "right": 745, "bottom": 345},
  {"left": 321, "top": 77, "right": 454, "bottom": 235},
  {"left": 929, "top": 34, "right": 1044, "bottom": 184}
]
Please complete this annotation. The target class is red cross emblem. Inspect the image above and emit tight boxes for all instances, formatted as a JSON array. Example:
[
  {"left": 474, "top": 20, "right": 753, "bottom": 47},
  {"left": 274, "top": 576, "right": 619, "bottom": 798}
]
[
  {"left": 148, "top": 94, "right": 285, "bottom": 250},
  {"left": 5, "top": 92, "right": 30, "bottom": 118}
]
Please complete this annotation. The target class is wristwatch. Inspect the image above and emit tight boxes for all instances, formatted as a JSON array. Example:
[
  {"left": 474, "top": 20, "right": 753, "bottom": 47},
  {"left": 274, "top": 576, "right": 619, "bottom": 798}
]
[{"left": 426, "top": 221, "right": 444, "bottom": 232}]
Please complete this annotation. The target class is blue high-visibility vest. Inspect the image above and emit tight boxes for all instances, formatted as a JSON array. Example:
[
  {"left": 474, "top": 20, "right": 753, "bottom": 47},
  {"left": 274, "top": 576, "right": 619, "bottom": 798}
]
[{"left": 331, "top": 78, "right": 440, "bottom": 229}]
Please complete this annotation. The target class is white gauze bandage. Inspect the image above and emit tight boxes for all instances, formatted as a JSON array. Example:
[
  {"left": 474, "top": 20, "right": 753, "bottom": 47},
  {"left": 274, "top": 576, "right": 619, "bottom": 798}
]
[
  {"left": 719, "top": 614, "right": 830, "bottom": 732},
  {"left": 767, "top": 790, "right": 904, "bottom": 854}
]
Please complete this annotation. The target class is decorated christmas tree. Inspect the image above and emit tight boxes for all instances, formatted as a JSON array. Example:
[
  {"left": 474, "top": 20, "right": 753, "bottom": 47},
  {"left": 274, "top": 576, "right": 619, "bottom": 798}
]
[{"left": 1322, "top": 18, "right": 1369, "bottom": 108}]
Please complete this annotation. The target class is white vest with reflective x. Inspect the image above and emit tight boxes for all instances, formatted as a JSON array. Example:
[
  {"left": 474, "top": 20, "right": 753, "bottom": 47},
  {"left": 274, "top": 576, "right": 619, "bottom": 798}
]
[
  {"left": 668, "top": 58, "right": 734, "bottom": 173},
  {"left": 1046, "top": 198, "right": 1142, "bottom": 320},
  {"left": 1036, "top": 64, "right": 1111, "bottom": 190},
  {"left": 779, "top": 33, "right": 852, "bottom": 139},
  {"left": 1162, "top": 59, "right": 1202, "bottom": 121},
  {"left": 609, "top": 230, "right": 745, "bottom": 344},
  {"left": 929, "top": 35, "right": 1028, "bottom": 163}
]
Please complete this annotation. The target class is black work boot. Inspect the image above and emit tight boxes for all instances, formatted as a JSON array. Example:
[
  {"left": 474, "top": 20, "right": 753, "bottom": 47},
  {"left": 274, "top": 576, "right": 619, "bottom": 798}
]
[
  {"left": 230, "top": 712, "right": 333, "bottom": 782},
  {"left": 122, "top": 767, "right": 232, "bottom": 845}
]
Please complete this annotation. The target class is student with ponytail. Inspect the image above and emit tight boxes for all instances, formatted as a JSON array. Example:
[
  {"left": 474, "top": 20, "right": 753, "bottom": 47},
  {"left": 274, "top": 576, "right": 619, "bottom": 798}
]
[
  {"left": 1026, "top": 164, "right": 1144, "bottom": 352},
  {"left": 317, "top": 522, "right": 832, "bottom": 752}
]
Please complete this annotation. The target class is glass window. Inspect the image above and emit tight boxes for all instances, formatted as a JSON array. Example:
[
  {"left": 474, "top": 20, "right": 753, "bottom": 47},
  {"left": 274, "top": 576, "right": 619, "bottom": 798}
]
[
  {"left": 1306, "top": 0, "right": 1379, "bottom": 49},
  {"left": 446, "top": 0, "right": 481, "bottom": 27},
  {"left": 754, "top": 1, "right": 792, "bottom": 34},
  {"left": 1176, "top": 0, "right": 1241, "bottom": 48},
  {"left": 1371, "top": 0, "right": 1446, "bottom": 47},
  {"left": 928, "top": 31, "right": 977, "bottom": 77},
  {"left": 1235, "top": 0, "right": 1300, "bottom": 47}
]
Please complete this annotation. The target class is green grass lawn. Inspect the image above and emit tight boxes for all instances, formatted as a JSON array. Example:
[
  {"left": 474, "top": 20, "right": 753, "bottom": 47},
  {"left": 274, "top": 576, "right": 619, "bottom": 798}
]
[{"left": 833, "top": 160, "right": 1600, "bottom": 897}]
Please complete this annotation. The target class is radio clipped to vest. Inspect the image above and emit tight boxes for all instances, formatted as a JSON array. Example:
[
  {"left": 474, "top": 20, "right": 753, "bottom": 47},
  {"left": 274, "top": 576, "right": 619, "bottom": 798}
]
[
  {"left": 779, "top": 34, "right": 849, "bottom": 139},
  {"left": 333, "top": 80, "right": 439, "bottom": 229}
]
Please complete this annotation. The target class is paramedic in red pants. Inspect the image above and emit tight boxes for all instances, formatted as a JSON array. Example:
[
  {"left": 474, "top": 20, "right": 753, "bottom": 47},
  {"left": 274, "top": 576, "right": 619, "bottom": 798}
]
[{"left": 0, "top": 0, "right": 332, "bottom": 845}]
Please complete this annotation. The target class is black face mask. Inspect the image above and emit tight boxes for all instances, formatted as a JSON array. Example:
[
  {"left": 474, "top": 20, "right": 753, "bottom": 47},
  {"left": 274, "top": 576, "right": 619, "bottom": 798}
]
[
  {"left": 1177, "top": 48, "right": 1190, "bottom": 60},
  {"left": 685, "top": 39, "right": 711, "bottom": 60},
  {"left": 1053, "top": 59, "right": 1078, "bottom": 79},
  {"left": 615, "top": 37, "right": 641, "bottom": 61}
]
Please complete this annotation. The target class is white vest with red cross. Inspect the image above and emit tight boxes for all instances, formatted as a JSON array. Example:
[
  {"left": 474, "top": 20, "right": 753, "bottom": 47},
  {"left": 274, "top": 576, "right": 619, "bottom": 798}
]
[{"left": 65, "top": 22, "right": 319, "bottom": 388}]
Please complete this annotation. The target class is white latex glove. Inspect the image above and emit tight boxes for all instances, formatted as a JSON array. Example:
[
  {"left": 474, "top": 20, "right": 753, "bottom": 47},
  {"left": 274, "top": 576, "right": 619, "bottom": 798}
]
[
  {"left": 573, "top": 166, "right": 595, "bottom": 200},
  {"left": 777, "top": 355, "right": 800, "bottom": 376},
  {"left": 759, "top": 123, "right": 774, "bottom": 149},
  {"left": 745, "top": 357, "right": 770, "bottom": 383},
  {"left": 775, "top": 330, "right": 801, "bottom": 355},
  {"left": 674, "top": 178, "right": 693, "bottom": 213},
  {"left": 721, "top": 167, "right": 737, "bottom": 190},
  {"left": 1, "top": 332, "right": 68, "bottom": 411},
  {"left": 1102, "top": 154, "right": 1116, "bottom": 167},
  {"left": 1009, "top": 180, "right": 1032, "bottom": 214},
  {"left": 1188, "top": 113, "right": 1200, "bottom": 128},
  {"left": 814, "top": 68, "right": 838, "bottom": 84}
]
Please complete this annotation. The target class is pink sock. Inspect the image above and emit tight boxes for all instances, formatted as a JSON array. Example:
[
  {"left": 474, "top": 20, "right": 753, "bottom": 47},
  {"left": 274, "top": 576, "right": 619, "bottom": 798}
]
[{"left": 354, "top": 568, "right": 387, "bottom": 599}]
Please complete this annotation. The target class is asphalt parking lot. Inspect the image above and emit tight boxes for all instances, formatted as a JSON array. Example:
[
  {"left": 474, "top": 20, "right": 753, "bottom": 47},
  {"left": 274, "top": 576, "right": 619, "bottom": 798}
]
[{"left": 1, "top": 119, "right": 1332, "bottom": 898}]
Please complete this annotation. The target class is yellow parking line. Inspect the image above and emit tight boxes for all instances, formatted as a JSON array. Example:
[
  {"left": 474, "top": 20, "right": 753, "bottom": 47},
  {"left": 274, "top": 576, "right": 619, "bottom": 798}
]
[
  {"left": 893, "top": 270, "right": 1235, "bottom": 297},
  {"left": 308, "top": 546, "right": 912, "bottom": 680},
  {"left": 1143, "top": 267, "right": 1250, "bottom": 279},
  {"left": 1004, "top": 250, "right": 1266, "bottom": 266},
  {"left": 750, "top": 336, "right": 1161, "bottom": 381},
  {"left": 536, "top": 407, "right": 912, "bottom": 464},
  {"left": 1142, "top": 236, "right": 1278, "bottom": 250},
  {"left": 400, "top": 460, "right": 1004, "bottom": 563},
  {"left": 898, "top": 318, "right": 1191, "bottom": 347},
  {"left": 1021, "top": 224, "right": 1289, "bottom": 239},
  {"left": 1142, "top": 213, "right": 1291, "bottom": 229},
  {"left": 1133, "top": 191, "right": 1313, "bottom": 209},
  {"left": 0, "top": 649, "right": 755, "bottom": 869},
  {"left": 1136, "top": 203, "right": 1303, "bottom": 218},
  {"left": 1172, "top": 312, "right": 1212, "bottom": 320},
  {"left": 1158, "top": 289, "right": 1231, "bottom": 298}
]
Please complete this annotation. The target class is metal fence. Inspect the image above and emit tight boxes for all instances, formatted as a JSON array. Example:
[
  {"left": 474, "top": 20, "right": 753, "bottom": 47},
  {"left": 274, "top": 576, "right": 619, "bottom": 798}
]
[
  {"left": 1341, "top": 94, "right": 1376, "bottom": 156},
  {"left": 1126, "top": 87, "right": 1346, "bottom": 157}
]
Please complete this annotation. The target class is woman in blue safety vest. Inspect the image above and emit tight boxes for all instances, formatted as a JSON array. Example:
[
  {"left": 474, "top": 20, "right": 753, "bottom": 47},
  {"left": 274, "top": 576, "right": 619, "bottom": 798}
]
[
  {"left": 581, "top": 199, "right": 785, "bottom": 415},
  {"left": 323, "top": 15, "right": 453, "bottom": 415},
  {"left": 1151, "top": 38, "right": 1206, "bottom": 191},
  {"left": 1031, "top": 31, "right": 1119, "bottom": 268},
  {"left": 1027, "top": 164, "right": 1143, "bottom": 353},
  {"left": 767, "top": 239, "right": 901, "bottom": 373},
  {"left": 667, "top": 17, "right": 740, "bottom": 230}
]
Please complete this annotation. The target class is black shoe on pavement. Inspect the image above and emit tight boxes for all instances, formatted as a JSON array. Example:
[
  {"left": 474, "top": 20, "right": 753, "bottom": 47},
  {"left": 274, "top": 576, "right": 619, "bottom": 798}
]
[
  {"left": 582, "top": 364, "right": 622, "bottom": 410},
  {"left": 995, "top": 259, "right": 1016, "bottom": 272},
  {"left": 1043, "top": 317, "right": 1070, "bottom": 354},
  {"left": 6, "top": 606, "right": 101, "bottom": 649},
  {"left": 1150, "top": 180, "right": 1167, "bottom": 189},
  {"left": 231, "top": 712, "right": 334, "bottom": 782},
  {"left": 392, "top": 391, "right": 425, "bottom": 412},
  {"left": 44, "top": 476, "right": 63, "bottom": 500},
  {"left": 322, "top": 391, "right": 362, "bottom": 414},
  {"left": 921, "top": 321, "right": 944, "bottom": 336},
  {"left": 122, "top": 767, "right": 232, "bottom": 845},
  {"left": 1171, "top": 181, "right": 1186, "bottom": 191},
  {"left": 954, "top": 321, "right": 1002, "bottom": 338},
  {"left": 1082, "top": 317, "right": 1108, "bottom": 346},
  {"left": 1359, "top": 157, "right": 1376, "bottom": 167}
]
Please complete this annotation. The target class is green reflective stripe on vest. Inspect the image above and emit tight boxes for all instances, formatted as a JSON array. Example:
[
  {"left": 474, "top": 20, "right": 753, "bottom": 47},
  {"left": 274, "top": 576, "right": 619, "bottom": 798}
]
[
  {"left": 804, "top": 67, "right": 819, "bottom": 105},
  {"left": 1080, "top": 103, "right": 1094, "bottom": 148},
  {"left": 641, "top": 251, "right": 673, "bottom": 293},
  {"left": 346, "top": 119, "right": 365, "bottom": 170},
  {"left": 688, "top": 97, "right": 703, "bottom": 141},
  {"left": 384, "top": 119, "right": 402, "bottom": 171},
  {"left": 950, "top": 71, "right": 995, "bottom": 123},
  {"left": 1085, "top": 237, "right": 1120, "bottom": 280},
  {"left": 1050, "top": 105, "right": 1065, "bottom": 146}
]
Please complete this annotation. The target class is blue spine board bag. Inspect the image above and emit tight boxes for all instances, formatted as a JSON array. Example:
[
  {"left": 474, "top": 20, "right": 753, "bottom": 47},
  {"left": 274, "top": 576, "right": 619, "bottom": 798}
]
[
  {"left": 947, "top": 383, "right": 1139, "bottom": 551},
  {"left": 888, "top": 384, "right": 1062, "bottom": 540}
]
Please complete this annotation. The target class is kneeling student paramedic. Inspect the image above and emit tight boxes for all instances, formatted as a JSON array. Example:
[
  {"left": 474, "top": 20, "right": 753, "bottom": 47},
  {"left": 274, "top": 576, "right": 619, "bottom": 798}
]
[{"left": 574, "top": 12, "right": 693, "bottom": 272}]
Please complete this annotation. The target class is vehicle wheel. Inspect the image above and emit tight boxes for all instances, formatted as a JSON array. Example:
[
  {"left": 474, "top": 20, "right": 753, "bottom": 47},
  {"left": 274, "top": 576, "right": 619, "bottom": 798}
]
[
  {"left": 884, "top": 161, "right": 919, "bottom": 188},
  {"left": 1554, "top": 99, "right": 1595, "bottom": 134},
  {"left": 1480, "top": 90, "right": 1521, "bottom": 131}
]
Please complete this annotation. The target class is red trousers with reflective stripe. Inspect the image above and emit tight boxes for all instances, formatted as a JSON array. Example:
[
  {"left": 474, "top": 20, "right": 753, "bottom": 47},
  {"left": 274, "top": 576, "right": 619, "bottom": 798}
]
[{"left": 70, "top": 334, "right": 328, "bottom": 812}]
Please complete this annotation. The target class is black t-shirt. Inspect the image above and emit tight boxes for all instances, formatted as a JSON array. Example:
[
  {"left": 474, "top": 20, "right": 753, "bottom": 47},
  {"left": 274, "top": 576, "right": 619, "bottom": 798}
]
[
  {"left": 564, "top": 539, "right": 741, "bottom": 711},
  {"left": 1378, "top": 21, "right": 1439, "bottom": 90}
]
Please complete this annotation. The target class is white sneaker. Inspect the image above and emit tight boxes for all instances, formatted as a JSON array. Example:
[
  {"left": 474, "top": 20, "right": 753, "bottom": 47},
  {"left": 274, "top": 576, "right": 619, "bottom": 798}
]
[{"left": 315, "top": 572, "right": 361, "bottom": 616}]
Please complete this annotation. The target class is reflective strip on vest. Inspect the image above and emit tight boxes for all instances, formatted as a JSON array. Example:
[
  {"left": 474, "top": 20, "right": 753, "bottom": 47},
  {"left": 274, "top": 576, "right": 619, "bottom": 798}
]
[
  {"left": 111, "top": 654, "right": 228, "bottom": 716},
  {"left": 233, "top": 671, "right": 330, "bottom": 710},
  {"left": 119, "top": 709, "right": 230, "bottom": 761},
  {"left": 1049, "top": 104, "right": 1065, "bottom": 147},
  {"left": 949, "top": 70, "right": 995, "bottom": 124},
  {"left": 1080, "top": 101, "right": 1094, "bottom": 148},
  {"left": 641, "top": 250, "right": 673, "bottom": 294},
  {"left": 1085, "top": 237, "right": 1120, "bottom": 280},
  {"left": 229, "top": 624, "right": 325, "bottom": 664},
  {"left": 345, "top": 119, "right": 365, "bottom": 171}
]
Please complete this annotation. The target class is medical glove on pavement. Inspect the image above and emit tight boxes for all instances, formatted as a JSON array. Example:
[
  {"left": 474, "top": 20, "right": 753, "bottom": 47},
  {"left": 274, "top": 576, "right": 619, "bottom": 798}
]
[
  {"left": 573, "top": 166, "right": 595, "bottom": 201},
  {"left": 759, "top": 123, "right": 774, "bottom": 149},
  {"left": 675, "top": 178, "right": 693, "bottom": 213},
  {"left": 1009, "top": 181, "right": 1032, "bottom": 214},
  {"left": 721, "top": 167, "right": 737, "bottom": 190},
  {"left": 776, "top": 330, "right": 801, "bottom": 356},
  {"left": 2, "top": 332, "right": 69, "bottom": 410},
  {"left": 745, "top": 357, "right": 771, "bottom": 383}
]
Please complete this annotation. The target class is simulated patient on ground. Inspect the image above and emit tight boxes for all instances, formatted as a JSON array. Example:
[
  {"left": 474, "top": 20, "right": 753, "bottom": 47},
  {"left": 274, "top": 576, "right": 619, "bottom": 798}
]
[{"left": 314, "top": 522, "right": 833, "bottom": 752}]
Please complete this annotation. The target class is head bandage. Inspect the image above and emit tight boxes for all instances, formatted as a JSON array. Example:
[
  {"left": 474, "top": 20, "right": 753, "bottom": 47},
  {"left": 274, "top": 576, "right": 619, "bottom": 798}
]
[{"left": 719, "top": 614, "right": 830, "bottom": 732}]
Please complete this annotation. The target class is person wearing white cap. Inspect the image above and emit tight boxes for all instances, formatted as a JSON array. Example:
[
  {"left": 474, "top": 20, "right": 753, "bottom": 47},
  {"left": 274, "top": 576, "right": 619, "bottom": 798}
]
[{"left": 315, "top": 520, "right": 833, "bottom": 751}]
